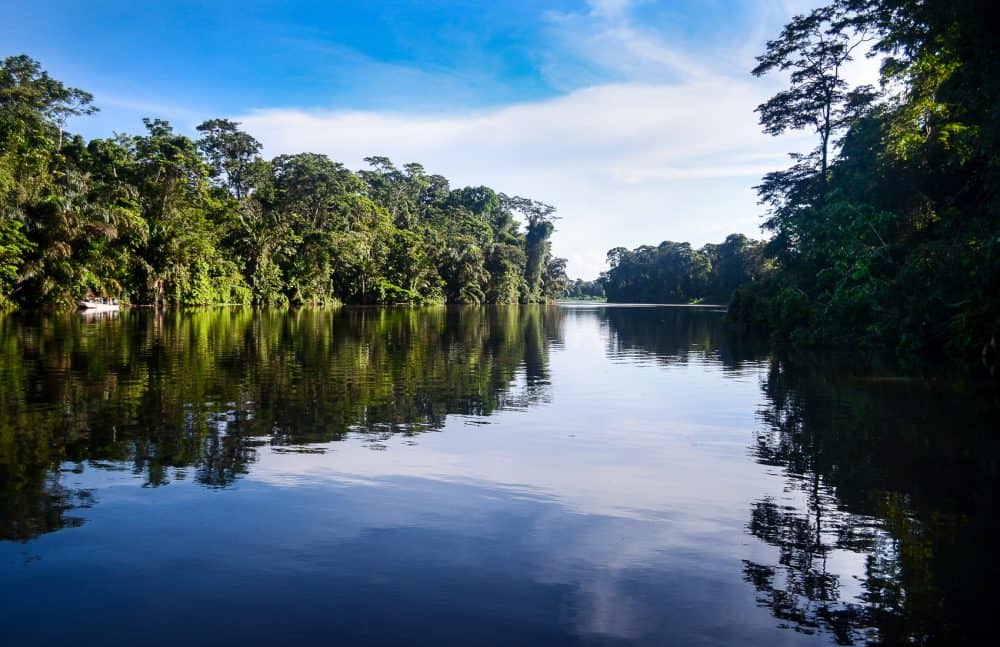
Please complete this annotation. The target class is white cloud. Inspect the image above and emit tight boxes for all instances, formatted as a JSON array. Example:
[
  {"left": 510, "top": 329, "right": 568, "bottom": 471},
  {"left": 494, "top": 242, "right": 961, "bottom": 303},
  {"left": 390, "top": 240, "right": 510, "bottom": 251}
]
[
  {"left": 239, "top": 78, "right": 807, "bottom": 279},
  {"left": 234, "top": 1, "right": 854, "bottom": 280}
]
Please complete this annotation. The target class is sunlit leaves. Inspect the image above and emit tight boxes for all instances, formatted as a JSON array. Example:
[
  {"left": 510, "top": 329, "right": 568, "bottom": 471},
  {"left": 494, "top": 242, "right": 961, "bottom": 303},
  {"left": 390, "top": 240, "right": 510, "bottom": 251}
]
[{"left": 0, "top": 56, "right": 568, "bottom": 309}]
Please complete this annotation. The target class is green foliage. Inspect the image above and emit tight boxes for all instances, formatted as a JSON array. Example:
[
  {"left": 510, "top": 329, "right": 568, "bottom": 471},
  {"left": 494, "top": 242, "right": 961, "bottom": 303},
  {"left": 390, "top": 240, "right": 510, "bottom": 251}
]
[
  {"left": 0, "top": 55, "right": 567, "bottom": 310},
  {"left": 540, "top": 254, "right": 569, "bottom": 301},
  {"left": 732, "top": 0, "right": 1000, "bottom": 368},
  {"left": 562, "top": 278, "right": 605, "bottom": 300},
  {"left": 752, "top": 4, "right": 876, "bottom": 185},
  {"left": 601, "top": 235, "right": 767, "bottom": 304},
  {"left": 0, "top": 219, "right": 32, "bottom": 309}
]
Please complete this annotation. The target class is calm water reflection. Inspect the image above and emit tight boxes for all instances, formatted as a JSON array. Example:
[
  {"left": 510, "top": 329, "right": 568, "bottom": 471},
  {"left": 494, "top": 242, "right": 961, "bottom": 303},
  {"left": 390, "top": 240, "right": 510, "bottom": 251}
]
[{"left": 0, "top": 306, "right": 995, "bottom": 645}]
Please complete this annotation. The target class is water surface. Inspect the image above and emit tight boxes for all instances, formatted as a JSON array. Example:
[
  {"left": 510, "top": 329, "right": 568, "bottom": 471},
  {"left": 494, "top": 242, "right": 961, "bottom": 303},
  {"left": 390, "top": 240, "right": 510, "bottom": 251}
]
[{"left": 0, "top": 306, "right": 995, "bottom": 645}]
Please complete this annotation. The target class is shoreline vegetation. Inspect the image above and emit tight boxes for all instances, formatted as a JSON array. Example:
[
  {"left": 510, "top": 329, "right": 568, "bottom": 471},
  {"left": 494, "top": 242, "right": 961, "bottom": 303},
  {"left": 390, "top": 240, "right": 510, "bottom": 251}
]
[
  {"left": 0, "top": 55, "right": 568, "bottom": 311},
  {"left": 2, "top": 0, "right": 996, "bottom": 370},
  {"left": 598, "top": 234, "right": 767, "bottom": 306},
  {"left": 583, "top": 0, "right": 997, "bottom": 370}
]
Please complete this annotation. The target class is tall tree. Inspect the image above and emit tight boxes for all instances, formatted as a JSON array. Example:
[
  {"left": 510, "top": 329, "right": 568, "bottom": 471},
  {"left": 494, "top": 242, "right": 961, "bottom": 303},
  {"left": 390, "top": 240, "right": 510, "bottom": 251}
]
[
  {"left": 196, "top": 119, "right": 262, "bottom": 200},
  {"left": 502, "top": 194, "right": 557, "bottom": 302},
  {"left": 752, "top": 5, "right": 876, "bottom": 214},
  {"left": 131, "top": 119, "right": 247, "bottom": 305}
]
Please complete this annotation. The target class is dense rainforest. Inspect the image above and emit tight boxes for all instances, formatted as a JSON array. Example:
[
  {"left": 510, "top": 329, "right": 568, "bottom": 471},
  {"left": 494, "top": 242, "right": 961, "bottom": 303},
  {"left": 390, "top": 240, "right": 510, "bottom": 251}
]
[
  {"left": 562, "top": 278, "right": 605, "bottom": 300},
  {"left": 601, "top": 234, "right": 767, "bottom": 304},
  {"left": 594, "top": 0, "right": 997, "bottom": 366},
  {"left": 729, "top": 0, "right": 998, "bottom": 362},
  {"left": 0, "top": 55, "right": 568, "bottom": 309}
]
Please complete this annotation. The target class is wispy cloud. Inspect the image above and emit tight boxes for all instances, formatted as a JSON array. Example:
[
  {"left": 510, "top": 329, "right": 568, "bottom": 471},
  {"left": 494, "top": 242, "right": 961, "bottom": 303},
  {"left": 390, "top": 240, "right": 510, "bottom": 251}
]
[
  {"left": 234, "top": 1, "right": 829, "bottom": 279},
  {"left": 239, "top": 80, "right": 806, "bottom": 278},
  {"left": 94, "top": 94, "right": 201, "bottom": 119}
]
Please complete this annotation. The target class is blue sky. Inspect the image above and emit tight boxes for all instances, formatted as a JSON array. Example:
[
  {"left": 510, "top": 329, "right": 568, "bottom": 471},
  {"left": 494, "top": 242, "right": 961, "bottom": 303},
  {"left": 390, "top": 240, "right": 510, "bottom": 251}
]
[{"left": 7, "top": 0, "right": 871, "bottom": 278}]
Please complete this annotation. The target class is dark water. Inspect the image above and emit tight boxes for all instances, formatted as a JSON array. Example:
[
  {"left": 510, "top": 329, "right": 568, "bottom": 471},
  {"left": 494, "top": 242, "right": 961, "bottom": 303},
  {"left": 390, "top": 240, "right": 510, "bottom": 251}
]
[{"left": 0, "top": 306, "right": 996, "bottom": 645}]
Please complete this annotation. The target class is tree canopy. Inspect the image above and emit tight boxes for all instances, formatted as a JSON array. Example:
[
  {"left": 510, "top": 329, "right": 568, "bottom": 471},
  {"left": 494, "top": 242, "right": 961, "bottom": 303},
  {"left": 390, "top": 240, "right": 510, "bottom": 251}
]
[
  {"left": 598, "top": 234, "right": 767, "bottom": 304},
  {"left": 0, "top": 56, "right": 568, "bottom": 309},
  {"left": 730, "top": 0, "right": 999, "bottom": 367}
]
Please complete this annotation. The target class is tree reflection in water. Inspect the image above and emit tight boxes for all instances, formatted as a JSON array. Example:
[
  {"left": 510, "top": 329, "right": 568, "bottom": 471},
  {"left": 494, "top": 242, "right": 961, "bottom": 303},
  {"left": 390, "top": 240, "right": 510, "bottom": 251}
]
[
  {"left": 595, "top": 304, "right": 769, "bottom": 372},
  {"left": 745, "top": 357, "right": 998, "bottom": 645},
  {"left": 2, "top": 305, "right": 996, "bottom": 644},
  {"left": 0, "top": 306, "right": 563, "bottom": 540},
  {"left": 596, "top": 307, "right": 998, "bottom": 644}
]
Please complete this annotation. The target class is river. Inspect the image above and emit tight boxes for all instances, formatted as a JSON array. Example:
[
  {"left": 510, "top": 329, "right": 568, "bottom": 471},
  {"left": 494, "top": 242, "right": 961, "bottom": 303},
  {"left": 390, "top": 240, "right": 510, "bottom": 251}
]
[{"left": 0, "top": 305, "right": 995, "bottom": 644}]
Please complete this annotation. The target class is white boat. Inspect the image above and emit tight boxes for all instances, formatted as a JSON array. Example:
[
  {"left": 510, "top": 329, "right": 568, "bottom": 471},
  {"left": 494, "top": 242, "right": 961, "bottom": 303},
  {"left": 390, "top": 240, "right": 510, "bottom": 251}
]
[{"left": 77, "top": 299, "right": 120, "bottom": 312}]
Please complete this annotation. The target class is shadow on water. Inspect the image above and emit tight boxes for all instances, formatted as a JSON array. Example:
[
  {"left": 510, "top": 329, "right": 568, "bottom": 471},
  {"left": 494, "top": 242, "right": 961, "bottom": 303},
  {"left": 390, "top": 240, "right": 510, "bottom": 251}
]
[{"left": 0, "top": 306, "right": 564, "bottom": 541}]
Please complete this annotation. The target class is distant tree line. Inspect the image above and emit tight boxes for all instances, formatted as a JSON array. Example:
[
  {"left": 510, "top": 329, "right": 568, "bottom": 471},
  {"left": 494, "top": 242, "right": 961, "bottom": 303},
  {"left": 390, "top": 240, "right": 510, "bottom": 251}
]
[
  {"left": 562, "top": 278, "right": 605, "bottom": 300},
  {"left": 0, "top": 55, "right": 568, "bottom": 309},
  {"left": 596, "top": 234, "right": 767, "bottom": 304}
]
